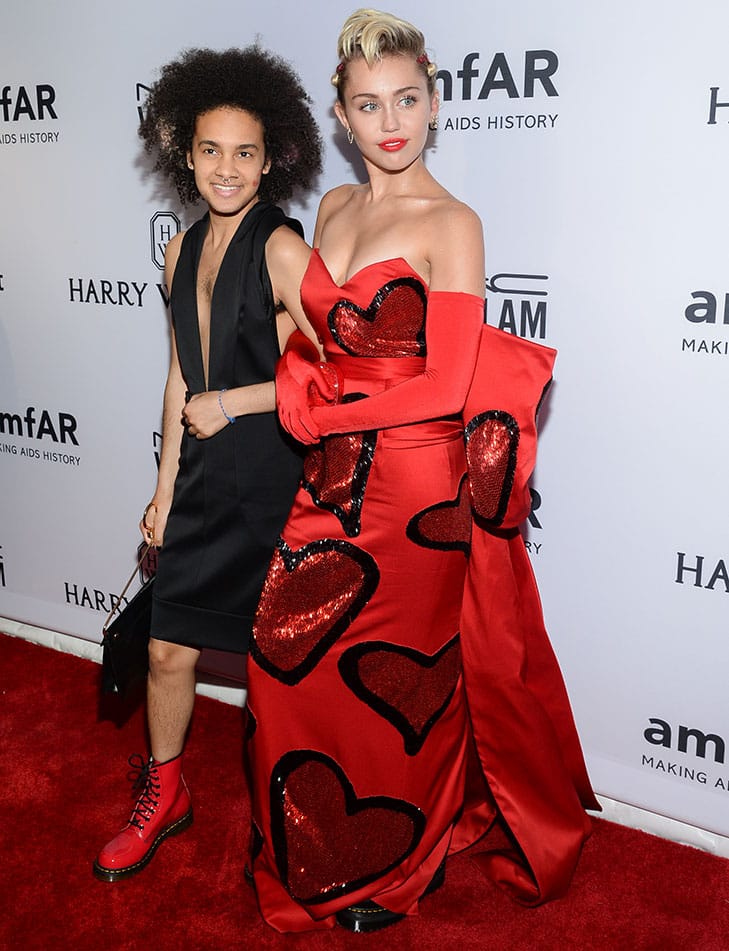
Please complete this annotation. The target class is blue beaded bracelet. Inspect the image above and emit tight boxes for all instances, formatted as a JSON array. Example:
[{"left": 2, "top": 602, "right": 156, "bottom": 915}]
[{"left": 218, "top": 388, "right": 236, "bottom": 424}]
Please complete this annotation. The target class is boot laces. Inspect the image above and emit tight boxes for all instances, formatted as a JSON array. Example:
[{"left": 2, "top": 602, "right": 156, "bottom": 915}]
[{"left": 126, "top": 753, "right": 161, "bottom": 831}]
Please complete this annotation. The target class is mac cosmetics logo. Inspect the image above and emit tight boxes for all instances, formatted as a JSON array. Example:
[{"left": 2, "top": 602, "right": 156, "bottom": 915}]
[{"left": 485, "top": 272, "right": 548, "bottom": 340}]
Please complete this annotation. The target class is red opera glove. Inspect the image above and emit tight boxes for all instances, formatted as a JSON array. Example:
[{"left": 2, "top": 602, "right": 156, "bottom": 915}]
[
  {"left": 276, "top": 331, "right": 343, "bottom": 444},
  {"left": 312, "top": 291, "right": 484, "bottom": 435}
]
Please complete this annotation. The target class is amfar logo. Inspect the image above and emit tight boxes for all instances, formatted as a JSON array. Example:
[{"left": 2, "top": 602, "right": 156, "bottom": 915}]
[
  {"left": 150, "top": 212, "right": 181, "bottom": 270},
  {"left": 644, "top": 718, "right": 725, "bottom": 764},
  {"left": 641, "top": 717, "right": 729, "bottom": 788},
  {"left": 438, "top": 51, "right": 558, "bottom": 101},
  {"left": 681, "top": 290, "right": 729, "bottom": 356},
  {"left": 707, "top": 87, "right": 729, "bottom": 125},
  {"left": 0, "top": 85, "right": 57, "bottom": 122},
  {"left": 437, "top": 51, "right": 558, "bottom": 132},
  {"left": 0, "top": 406, "right": 78, "bottom": 445},
  {"left": 675, "top": 552, "right": 728, "bottom": 593},
  {"left": 685, "top": 291, "right": 729, "bottom": 324},
  {"left": 0, "top": 84, "right": 60, "bottom": 144},
  {"left": 485, "top": 272, "right": 548, "bottom": 339}
]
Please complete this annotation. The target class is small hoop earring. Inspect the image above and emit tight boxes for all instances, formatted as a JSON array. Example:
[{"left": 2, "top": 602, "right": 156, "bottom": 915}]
[
  {"left": 346, "top": 128, "right": 354, "bottom": 145},
  {"left": 429, "top": 115, "right": 438, "bottom": 131}
]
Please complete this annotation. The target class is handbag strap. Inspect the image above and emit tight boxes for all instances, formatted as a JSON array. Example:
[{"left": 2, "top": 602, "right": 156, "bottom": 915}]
[{"left": 102, "top": 543, "right": 152, "bottom": 632}]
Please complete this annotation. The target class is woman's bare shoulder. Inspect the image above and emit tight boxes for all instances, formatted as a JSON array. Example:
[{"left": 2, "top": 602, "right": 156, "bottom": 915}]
[
  {"left": 314, "top": 184, "right": 362, "bottom": 243},
  {"left": 432, "top": 194, "right": 483, "bottom": 235},
  {"left": 425, "top": 196, "right": 485, "bottom": 294},
  {"left": 319, "top": 182, "right": 360, "bottom": 210}
]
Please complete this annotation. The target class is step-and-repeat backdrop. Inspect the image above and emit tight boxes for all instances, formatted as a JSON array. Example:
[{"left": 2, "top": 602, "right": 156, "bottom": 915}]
[{"left": 2, "top": 1, "right": 727, "bottom": 838}]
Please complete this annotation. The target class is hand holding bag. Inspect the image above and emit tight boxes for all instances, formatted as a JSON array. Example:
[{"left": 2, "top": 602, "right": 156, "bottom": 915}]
[{"left": 101, "top": 544, "right": 154, "bottom": 695}]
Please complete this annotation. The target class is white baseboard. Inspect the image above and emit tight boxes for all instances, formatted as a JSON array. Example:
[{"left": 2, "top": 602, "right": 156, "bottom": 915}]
[
  {"left": 3, "top": 617, "right": 729, "bottom": 859},
  {"left": 0, "top": 616, "right": 246, "bottom": 707},
  {"left": 593, "top": 796, "right": 729, "bottom": 858}
]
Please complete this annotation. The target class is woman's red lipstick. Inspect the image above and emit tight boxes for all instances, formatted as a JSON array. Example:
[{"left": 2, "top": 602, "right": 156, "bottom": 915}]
[{"left": 378, "top": 139, "right": 407, "bottom": 151}]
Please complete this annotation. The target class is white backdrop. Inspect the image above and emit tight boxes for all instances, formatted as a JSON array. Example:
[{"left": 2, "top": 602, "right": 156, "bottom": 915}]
[{"left": 1, "top": 1, "right": 727, "bottom": 842}]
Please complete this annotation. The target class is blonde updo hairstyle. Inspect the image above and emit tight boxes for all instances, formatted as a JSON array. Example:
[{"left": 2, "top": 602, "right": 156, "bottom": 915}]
[{"left": 331, "top": 8, "right": 437, "bottom": 103}]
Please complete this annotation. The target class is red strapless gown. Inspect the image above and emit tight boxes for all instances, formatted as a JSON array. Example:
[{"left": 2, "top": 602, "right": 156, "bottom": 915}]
[{"left": 246, "top": 252, "right": 598, "bottom": 932}]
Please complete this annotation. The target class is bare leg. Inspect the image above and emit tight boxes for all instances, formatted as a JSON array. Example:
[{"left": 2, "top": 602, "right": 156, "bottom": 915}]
[{"left": 147, "top": 638, "right": 200, "bottom": 762}]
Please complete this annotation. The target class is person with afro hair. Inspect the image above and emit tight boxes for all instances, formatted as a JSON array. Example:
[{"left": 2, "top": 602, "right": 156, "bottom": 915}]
[{"left": 94, "top": 45, "right": 324, "bottom": 884}]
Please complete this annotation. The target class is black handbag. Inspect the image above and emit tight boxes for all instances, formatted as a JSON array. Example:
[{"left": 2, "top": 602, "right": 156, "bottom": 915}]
[{"left": 101, "top": 544, "right": 154, "bottom": 695}]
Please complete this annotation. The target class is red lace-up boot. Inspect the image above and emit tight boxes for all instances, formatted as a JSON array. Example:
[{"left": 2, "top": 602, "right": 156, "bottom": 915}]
[{"left": 93, "top": 753, "right": 192, "bottom": 882}]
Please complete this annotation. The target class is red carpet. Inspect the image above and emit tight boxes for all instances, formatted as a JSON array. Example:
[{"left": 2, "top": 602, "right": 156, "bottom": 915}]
[{"left": 0, "top": 632, "right": 727, "bottom": 950}]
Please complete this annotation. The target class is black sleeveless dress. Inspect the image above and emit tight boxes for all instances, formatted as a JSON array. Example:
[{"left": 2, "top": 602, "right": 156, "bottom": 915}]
[{"left": 150, "top": 202, "right": 304, "bottom": 653}]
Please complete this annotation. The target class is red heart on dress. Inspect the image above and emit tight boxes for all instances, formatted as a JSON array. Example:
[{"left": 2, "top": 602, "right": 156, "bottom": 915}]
[
  {"left": 303, "top": 424, "right": 376, "bottom": 538},
  {"left": 338, "top": 635, "right": 462, "bottom": 755},
  {"left": 271, "top": 750, "right": 425, "bottom": 903},
  {"left": 328, "top": 278, "right": 427, "bottom": 357},
  {"left": 464, "top": 410, "right": 519, "bottom": 526},
  {"left": 251, "top": 538, "right": 379, "bottom": 685},
  {"left": 406, "top": 474, "right": 471, "bottom": 553}
]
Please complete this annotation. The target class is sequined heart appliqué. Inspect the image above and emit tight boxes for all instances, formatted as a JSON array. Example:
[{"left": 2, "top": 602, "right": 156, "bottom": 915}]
[
  {"left": 328, "top": 278, "right": 427, "bottom": 357},
  {"left": 464, "top": 410, "right": 519, "bottom": 527},
  {"left": 338, "top": 634, "right": 462, "bottom": 755},
  {"left": 271, "top": 749, "right": 425, "bottom": 904},
  {"left": 406, "top": 474, "right": 471, "bottom": 553},
  {"left": 251, "top": 538, "right": 380, "bottom": 685},
  {"left": 302, "top": 395, "right": 377, "bottom": 538}
]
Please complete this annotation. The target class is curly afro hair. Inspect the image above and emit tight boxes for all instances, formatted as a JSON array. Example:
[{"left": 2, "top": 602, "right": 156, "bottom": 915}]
[{"left": 139, "top": 46, "right": 322, "bottom": 205}]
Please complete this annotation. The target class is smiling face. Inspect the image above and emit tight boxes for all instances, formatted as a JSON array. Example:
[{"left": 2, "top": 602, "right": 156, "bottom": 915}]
[
  {"left": 187, "top": 106, "right": 270, "bottom": 218},
  {"left": 335, "top": 54, "right": 437, "bottom": 174}
]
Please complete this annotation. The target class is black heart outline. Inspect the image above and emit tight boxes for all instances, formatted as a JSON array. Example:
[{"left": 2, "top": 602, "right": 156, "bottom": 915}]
[
  {"left": 250, "top": 537, "right": 380, "bottom": 686},
  {"left": 464, "top": 410, "right": 520, "bottom": 527},
  {"left": 302, "top": 394, "right": 377, "bottom": 538},
  {"left": 243, "top": 704, "right": 257, "bottom": 741},
  {"left": 250, "top": 819, "right": 264, "bottom": 865},
  {"left": 405, "top": 473, "right": 471, "bottom": 554},
  {"left": 328, "top": 277, "right": 427, "bottom": 357},
  {"left": 338, "top": 634, "right": 461, "bottom": 756},
  {"left": 270, "top": 748, "right": 426, "bottom": 904}
]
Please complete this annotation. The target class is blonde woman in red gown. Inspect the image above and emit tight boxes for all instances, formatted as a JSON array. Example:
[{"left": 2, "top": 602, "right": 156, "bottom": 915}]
[{"left": 246, "top": 8, "right": 598, "bottom": 933}]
